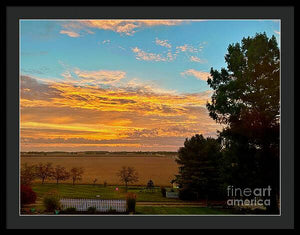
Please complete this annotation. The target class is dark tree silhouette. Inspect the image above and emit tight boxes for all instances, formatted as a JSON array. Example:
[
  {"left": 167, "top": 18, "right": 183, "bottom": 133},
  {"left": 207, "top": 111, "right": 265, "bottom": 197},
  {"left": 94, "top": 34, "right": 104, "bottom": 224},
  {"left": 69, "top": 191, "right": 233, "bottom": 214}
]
[
  {"left": 20, "top": 163, "right": 36, "bottom": 186},
  {"left": 147, "top": 179, "right": 154, "bottom": 191},
  {"left": 175, "top": 134, "right": 222, "bottom": 200},
  {"left": 117, "top": 166, "right": 139, "bottom": 191},
  {"left": 207, "top": 33, "right": 280, "bottom": 213},
  {"left": 35, "top": 162, "right": 54, "bottom": 184},
  {"left": 52, "top": 165, "right": 70, "bottom": 184},
  {"left": 70, "top": 167, "right": 84, "bottom": 185}
]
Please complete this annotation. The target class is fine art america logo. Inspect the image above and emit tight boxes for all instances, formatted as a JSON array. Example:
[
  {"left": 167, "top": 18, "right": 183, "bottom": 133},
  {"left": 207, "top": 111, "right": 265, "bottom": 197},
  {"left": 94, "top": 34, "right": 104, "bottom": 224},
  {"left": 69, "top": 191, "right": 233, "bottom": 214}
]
[{"left": 226, "top": 185, "right": 272, "bottom": 207}]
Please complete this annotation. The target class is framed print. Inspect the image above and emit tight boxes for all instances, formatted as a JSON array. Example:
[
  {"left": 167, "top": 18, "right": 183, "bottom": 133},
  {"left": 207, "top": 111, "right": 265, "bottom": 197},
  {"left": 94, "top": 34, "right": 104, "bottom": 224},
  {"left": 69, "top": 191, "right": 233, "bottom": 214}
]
[{"left": 5, "top": 6, "right": 294, "bottom": 229}]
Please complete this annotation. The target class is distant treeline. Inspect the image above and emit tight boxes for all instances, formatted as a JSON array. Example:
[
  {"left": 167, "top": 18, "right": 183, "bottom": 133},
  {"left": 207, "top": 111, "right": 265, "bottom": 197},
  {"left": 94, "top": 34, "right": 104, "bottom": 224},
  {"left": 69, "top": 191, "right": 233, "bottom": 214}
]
[
  {"left": 21, "top": 151, "right": 108, "bottom": 154},
  {"left": 21, "top": 151, "right": 177, "bottom": 156}
]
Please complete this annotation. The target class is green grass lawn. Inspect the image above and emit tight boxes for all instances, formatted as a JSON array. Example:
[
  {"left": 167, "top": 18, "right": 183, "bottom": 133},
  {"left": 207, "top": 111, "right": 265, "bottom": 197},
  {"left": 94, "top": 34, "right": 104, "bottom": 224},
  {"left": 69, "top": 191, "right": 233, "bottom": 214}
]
[
  {"left": 135, "top": 206, "right": 231, "bottom": 215},
  {"left": 25, "top": 183, "right": 262, "bottom": 215},
  {"left": 26, "top": 183, "right": 237, "bottom": 215},
  {"left": 31, "top": 183, "right": 180, "bottom": 202}
]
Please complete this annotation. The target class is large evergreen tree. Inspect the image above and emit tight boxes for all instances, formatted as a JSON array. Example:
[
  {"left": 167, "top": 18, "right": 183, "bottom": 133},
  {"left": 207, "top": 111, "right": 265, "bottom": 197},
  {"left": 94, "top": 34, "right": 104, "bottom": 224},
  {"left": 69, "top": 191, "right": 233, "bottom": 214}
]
[
  {"left": 207, "top": 33, "right": 280, "bottom": 213},
  {"left": 175, "top": 134, "right": 222, "bottom": 200}
]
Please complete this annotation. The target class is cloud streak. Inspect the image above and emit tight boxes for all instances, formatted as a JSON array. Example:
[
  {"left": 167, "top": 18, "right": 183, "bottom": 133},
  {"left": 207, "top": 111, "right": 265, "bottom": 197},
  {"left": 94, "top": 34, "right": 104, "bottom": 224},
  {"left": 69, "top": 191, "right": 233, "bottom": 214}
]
[
  {"left": 190, "top": 56, "right": 207, "bottom": 63},
  {"left": 274, "top": 30, "right": 280, "bottom": 35},
  {"left": 131, "top": 40, "right": 206, "bottom": 63},
  {"left": 181, "top": 69, "right": 211, "bottom": 81},
  {"left": 20, "top": 74, "right": 220, "bottom": 151},
  {"left": 59, "top": 20, "right": 184, "bottom": 37},
  {"left": 155, "top": 38, "right": 172, "bottom": 48},
  {"left": 131, "top": 47, "right": 176, "bottom": 62},
  {"left": 73, "top": 69, "right": 126, "bottom": 85},
  {"left": 60, "top": 30, "right": 80, "bottom": 38}
]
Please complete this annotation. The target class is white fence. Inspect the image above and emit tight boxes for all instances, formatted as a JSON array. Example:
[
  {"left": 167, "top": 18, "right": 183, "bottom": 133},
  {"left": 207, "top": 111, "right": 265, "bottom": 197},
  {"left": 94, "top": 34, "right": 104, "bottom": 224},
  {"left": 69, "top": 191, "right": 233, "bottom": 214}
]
[
  {"left": 60, "top": 199, "right": 127, "bottom": 212},
  {"left": 166, "top": 191, "right": 179, "bottom": 198}
]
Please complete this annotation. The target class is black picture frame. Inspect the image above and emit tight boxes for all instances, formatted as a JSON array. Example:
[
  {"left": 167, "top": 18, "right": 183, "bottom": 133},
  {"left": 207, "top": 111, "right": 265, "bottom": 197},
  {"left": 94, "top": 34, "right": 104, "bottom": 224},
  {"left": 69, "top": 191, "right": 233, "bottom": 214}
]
[{"left": 4, "top": 6, "right": 294, "bottom": 229}]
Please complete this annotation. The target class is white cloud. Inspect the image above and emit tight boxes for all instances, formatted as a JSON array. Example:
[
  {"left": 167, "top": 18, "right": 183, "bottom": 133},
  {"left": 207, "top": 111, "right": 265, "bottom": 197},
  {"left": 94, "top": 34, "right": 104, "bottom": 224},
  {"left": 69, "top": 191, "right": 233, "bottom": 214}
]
[
  {"left": 190, "top": 56, "right": 206, "bottom": 63},
  {"left": 102, "top": 39, "right": 111, "bottom": 44},
  {"left": 176, "top": 44, "right": 201, "bottom": 53},
  {"left": 155, "top": 38, "right": 172, "bottom": 48},
  {"left": 73, "top": 69, "right": 126, "bottom": 84},
  {"left": 131, "top": 47, "right": 175, "bottom": 62},
  {"left": 181, "top": 69, "right": 211, "bottom": 81},
  {"left": 274, "top": 30, "right": 280, "bottom": 35},
  {"left": 59, "top": 67, "right": 127, "bottom": 86},
  {"left": 60, "top": 30, "right": 80, "bottom": 38}
]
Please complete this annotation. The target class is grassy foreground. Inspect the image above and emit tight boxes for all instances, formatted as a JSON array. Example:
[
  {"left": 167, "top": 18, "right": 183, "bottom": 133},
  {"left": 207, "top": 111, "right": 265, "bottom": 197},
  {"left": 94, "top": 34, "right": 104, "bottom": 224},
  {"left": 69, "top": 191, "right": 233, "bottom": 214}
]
[
  {"left": 135, "top": 206, "right": 231, "bottom": 215},
  {"left": 32, "top": 183, "right": 180, "bottom": 202},
  {"left": 27, "top": 183, "right": 235, "bottom": 215}
]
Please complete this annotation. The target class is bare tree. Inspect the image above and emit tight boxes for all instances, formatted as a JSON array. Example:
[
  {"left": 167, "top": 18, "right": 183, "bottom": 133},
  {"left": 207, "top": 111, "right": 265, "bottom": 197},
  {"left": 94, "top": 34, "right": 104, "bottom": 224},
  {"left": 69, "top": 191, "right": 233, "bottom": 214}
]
[
  {"left": 116, "top": 166, "right": 139, "bottom": 191},
  {"left": 52, "top": 165, "right": 70, "bottom": 184},
  {"left": 21, "top": 163, "right": 36, "bottom": 185},
  {"left": 35, "top": 162, "right": 54, "bottom": 184},
  {"left": 70, "top": 167, "right": 84, "bottom": 185}
]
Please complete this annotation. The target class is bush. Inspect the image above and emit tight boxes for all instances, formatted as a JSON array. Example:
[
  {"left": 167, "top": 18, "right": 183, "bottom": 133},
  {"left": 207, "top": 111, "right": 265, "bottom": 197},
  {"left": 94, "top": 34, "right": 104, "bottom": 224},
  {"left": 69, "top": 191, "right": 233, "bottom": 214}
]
[
  {"left": 43, "top": 191, "right": 60, "bottom": 212},
  {"left": 64, "top": 207, "right": 77, "bottom": 213},
  {"left": 21, "top": 185, "right": 37, "bottom": 205},
  {"left": 160, "top": 186, "right": 166, "bottom": 197},
  {"left": 126, "top": 192, "right": 136, "bottom": 213},
  {"left": 87, "top": 206, "right": 97, "bottom": 214},
  {"left": 147, "top": 179, "right": 154, "bottom": 190}
]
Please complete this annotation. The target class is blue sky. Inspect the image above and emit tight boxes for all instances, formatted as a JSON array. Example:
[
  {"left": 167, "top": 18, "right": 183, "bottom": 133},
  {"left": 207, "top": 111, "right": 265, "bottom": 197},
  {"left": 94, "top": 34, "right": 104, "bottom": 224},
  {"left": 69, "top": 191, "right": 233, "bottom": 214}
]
[
  {"left": 20, "top": 20, "right": 280, "bottom": 93},
  {"left": 20, "top": 20, "right": 280, "bottom": 151}
]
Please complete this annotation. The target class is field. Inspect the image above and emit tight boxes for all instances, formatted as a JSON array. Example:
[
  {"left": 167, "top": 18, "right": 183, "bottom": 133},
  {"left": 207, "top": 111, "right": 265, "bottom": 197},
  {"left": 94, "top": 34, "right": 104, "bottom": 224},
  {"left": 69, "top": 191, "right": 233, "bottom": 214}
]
[
  {"left": 21, "top": 152, "right": 236, "bottom": 215},
  {"left": 20, "top": 153, "right": 179, "bottom": 186}
]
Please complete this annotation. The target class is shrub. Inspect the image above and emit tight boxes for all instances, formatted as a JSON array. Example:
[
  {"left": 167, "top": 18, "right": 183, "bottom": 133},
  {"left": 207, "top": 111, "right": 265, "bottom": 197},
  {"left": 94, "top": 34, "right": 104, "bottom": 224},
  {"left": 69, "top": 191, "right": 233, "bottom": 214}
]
[
  {"left": 160, "top": 186, "right": 166, "bottom": 197},
  {"left": 64, "top": 207, "right": 77, "bottom": 213},
  {"left": 126, "top": 192, "right": 136, "bottom": 213},
  {"left": 147, "top": 179, "right": 154, "bottom": 190},
  {"left": 87, "top": 206, "right": 97, "bottom": 214},
  {"left": 21, "top": 185, "right": 37, "bottom": 205},
  {"left": 43, "top": 190, "right": 60, "bottom": 212}
]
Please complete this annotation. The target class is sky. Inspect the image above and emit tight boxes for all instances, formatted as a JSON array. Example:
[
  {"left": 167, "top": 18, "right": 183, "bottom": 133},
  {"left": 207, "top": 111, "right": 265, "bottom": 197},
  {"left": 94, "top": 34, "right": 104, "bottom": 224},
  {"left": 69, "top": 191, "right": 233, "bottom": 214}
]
[{"left": 20, "top": 19, "right": 280, "bottom": 152}]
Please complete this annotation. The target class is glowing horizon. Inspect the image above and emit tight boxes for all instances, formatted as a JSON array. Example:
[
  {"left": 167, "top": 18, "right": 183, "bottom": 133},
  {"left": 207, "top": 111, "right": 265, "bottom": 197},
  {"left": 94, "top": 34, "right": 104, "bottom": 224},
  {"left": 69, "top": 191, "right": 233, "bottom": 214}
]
[{"left": 20, "top": 19, "right": 280, "bottom": 151}]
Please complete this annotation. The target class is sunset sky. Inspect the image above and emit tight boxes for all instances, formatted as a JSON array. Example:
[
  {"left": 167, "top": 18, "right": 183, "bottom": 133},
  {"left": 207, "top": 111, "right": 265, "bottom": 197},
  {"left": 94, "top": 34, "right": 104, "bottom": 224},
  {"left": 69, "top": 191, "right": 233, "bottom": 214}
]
[{"left": 20, "top": 19, "right": 280, "bottom": 151}]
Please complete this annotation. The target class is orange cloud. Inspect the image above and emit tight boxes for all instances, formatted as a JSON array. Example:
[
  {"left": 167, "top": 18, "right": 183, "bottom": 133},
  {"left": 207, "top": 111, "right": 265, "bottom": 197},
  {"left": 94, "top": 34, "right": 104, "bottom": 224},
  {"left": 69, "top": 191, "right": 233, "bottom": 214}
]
[
  {"left": 60, "top": 20, "right": 184, "bottom": 37},
  {"left": 20, "top": 75, "right": 221, "bottom": 151},
  {"left": 60, "top": 30, "right": 80, "bottom": 38}
]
